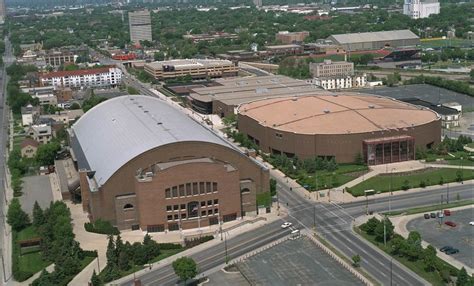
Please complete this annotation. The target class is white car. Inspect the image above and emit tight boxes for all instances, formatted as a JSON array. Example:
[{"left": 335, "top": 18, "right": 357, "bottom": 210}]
[
  {"left": 469, "top": 221, "right": 474, "bottom": 226},
  {"left": 281, "top": 222, "right": 292, "bottom": 229}
]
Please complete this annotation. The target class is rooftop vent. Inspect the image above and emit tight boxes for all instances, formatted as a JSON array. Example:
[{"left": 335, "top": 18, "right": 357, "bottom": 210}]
[
  {"left": 323, "top": 109, "right": 330, "bottom": 114},
  {"left": 144, "top": 110, "right": 149, "bottom": 113},
  {"left": 138, "top": 105, "right": 143, "bottom": 108},
  {"left": 368, "top": 105, "right": 375, "bottom": 109},
  {"left": 292, "top": 98, "right": 298, "bottom": 101},
  {"left": 157, "top": 122, "right": 163, "bottom": 125}
]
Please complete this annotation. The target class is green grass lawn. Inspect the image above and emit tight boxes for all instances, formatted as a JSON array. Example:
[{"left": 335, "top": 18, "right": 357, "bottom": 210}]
[
  {"left": 348, "top": 168, "right": 474, "bottom": 196},
  {"left": 296, "top": 164, "right": 369, "bottom": 191},
  {"left": 80, "top": 256, "right": 96, "bottom": 269},
  {"left": 356, "top": 229, "right": 456, "bottom": 286},
  {"left": 150, "top": 249, "right": 183, "bottom": 263},
  {"left": 17, "top": 225, "right": 40, "bottom": 241},
  {"left": 18, "top": 252, "right": 52, "bottom": 276},
  {"left": 466, "top": 142, "right": 474, "bottom": 148},
  {"left": 420, "top": 38, "right": 473, "bottom": 48}
]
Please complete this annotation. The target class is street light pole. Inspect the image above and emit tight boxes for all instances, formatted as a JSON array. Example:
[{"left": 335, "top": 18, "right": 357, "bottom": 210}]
[
  {"left": 313, "top": 205, "right": 316, "bottom": 229},
  {"left": 446, "top": 182, "right": 450, "bottom": 204}
]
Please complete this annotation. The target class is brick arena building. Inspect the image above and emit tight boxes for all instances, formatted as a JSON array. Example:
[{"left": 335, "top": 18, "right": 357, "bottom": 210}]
[
  {"left": 70, "top": 95, "right": 269, "bottom": 231},
  {"left": 237, "top": 94, "right": 441, "bottom": 165}
]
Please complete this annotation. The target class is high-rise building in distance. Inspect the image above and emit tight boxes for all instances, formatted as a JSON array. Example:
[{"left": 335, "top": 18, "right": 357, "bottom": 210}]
[
  {"left": 128, "top": 10, "right": 153, "bottom": 44},
  {"left": 253, "top": 0, "right": 263, "bottom": 8},
  {"left": 403, "top": 0, "right": 440, "bottom": 19}
]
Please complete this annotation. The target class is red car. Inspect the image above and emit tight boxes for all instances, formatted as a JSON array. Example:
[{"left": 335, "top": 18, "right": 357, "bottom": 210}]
[
  {"left": 444, "top": 210, "right": 451, "bottom": 216},
  {"left": 445, "top": 221, "right": 457, "bottom": 227}
]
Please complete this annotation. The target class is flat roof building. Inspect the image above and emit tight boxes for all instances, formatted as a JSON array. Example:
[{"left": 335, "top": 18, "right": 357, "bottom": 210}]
[
  {"left": 276, "top": 31, "right": 310, "bottom": 44},
  {"left": 327, "top": 30, "right": 420, "bottom": 51},
  {"left": 238, "top": 94, "right": 441, "bottom": 165},
  {"left": 188, "top": 75, "right": 326, "bottom": 116},
  {"left": 144, "top": 59, "right": 238, "bottom": 81},
  {"left": 129, "top": 10, "right": 153, "bottom": 44},
  {"left": 70, "top": 95, "right": 269, "bottom": 231},
  {"left": 404, "top": 0, "right": 440, "bottom": 19}
]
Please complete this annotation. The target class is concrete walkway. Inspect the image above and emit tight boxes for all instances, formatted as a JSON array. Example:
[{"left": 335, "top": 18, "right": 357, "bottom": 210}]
[
  {"left": 68, "top": 200, "right": 284, "bottom": 286},
  {"left": 390, "top": 205, "right": 474, "bottom": 275}
]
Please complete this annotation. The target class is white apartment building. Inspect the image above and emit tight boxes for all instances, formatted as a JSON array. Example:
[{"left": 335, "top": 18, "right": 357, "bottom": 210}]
[
  {"left": 129, "top": 10, "right": 153, "bottom": 44},
  {"left": 403, "top": 0, "right": 440, "bottom": 19},
  {"left": 40, "top": 66, "right": 122, "bottom": 89},
  {"left": 311, "top": 74, "right": 367, "bottom": 90}
]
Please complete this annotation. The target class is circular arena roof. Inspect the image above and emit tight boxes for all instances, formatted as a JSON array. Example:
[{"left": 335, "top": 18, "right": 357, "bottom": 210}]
[{"left": 237, "top": 94, "right": 440, "bottom": 135}]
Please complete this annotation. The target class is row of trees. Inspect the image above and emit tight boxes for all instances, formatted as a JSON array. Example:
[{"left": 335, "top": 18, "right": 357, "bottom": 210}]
[
  {"left": 360, "top": 217, "right": 472, "bottom": 285},
  {"left": 422, "top": 49, "right": 474, "bottom": 64},
  {"left": 269, "top": 154, "right": 339, "bottom": 176},
  {"left": 6, "top": 63, "right": 39, "bottom": 114},
  {"left": 404, "top": 75, "right": 474, "bottom": 97},
  {"left": 7, "top": 199, "right": 92, "bottom": 284}
]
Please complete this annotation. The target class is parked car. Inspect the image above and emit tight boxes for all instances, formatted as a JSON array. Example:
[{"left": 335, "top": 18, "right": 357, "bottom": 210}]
[
  {"left": 445, "top": 248, "right": 459, "bottom": 255},
  {"left": 437, "top": 212, "right": 444, "bottom": 218},
  {"left": 470, "top": 221, "right": 474, "bottom": 226},
  {"left": 430, "top": 213, "right": 436, "bottom": 218},
  {"left": 440, "top": 246, "right": 453, "bottom": 252},
  {"left": 444, "top": 210, "right": 451, "bottom": 216},
  {"left": 445, "top": 221, "right": 457, "bottom": 227},
  {"left": 281, "top": 222, "right": 292, "bottom": 229},
  {"left": 424, "top": 214, "right": 430, "bottom": 219}
]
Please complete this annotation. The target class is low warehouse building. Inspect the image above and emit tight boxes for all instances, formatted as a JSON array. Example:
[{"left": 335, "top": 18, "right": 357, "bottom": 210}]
[
  {"left": 237, "top": 94, "right": 441, "bottom": 165},
  {"left": 70, "top": 95, "right": 269, "bottom": 231},
  {"left": 327, "top": 30, "right": 420, "bottom": 51}
]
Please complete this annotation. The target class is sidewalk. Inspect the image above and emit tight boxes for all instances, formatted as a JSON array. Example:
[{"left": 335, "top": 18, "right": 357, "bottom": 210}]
[
  {"left": 1, "top": 111, "right": 15, "bottom": 286},
  {"left": 390, "top": 205, "right": 474, "bottom": 275},
  {"left": 110, "top": 204, "right": 284, "bottom": 286},
  {"left": 69, "top": 201, "right": 284, "bottom": 286}
]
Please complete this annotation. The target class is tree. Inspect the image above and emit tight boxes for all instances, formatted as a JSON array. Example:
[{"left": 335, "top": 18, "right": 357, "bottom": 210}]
[
  {"left": 7, "top": 198, "right": 30, "bottom": 231},
  {"left": 270, "top": 179, "right": 277, "bottom": 196},
  {"left": 470, "top": 69, "right": 474, "bottom": 81},
  {"left": 361, "top": 217, "right": 380, "bottom": 235},
  {"left": 422, "top": 245, "right": 437, "bottom": 272},
  {"left": 35, "top": 142, "right": 61, "bottom": 166},
  {"left": 106, "top": 235, "right": 117, "bottom": 268},
  {"left": 172, "top": 257, "right": 198, "bottom": 285},
  {"left": 33, "top": 201, "right": 45, "bottom": 227},
  {"left": 69, "top": 102, "right": 81, "bottom": 110},
  {"left": 154, "top": 51, "right": 165, "bottom": 61},
  {"left": 456, "top": 267, "right": 470, "bottom": 286},
  {"left": 90, "top": 270, "right": 101, "bottom": 286},
  {"left": 352, "top": 254, "right": 361, "bottom": 267},
  {"left": 375, "top": 218, "right": 394, "bottom": 242}
]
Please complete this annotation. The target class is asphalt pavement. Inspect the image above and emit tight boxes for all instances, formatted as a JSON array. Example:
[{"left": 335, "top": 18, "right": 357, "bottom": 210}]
[{"left": 113, "top": 58, "right": 474, "bottom": 286}]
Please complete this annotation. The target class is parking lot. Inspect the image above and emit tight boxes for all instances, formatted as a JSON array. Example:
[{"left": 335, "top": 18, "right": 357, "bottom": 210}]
[
  {"left": 237, "top": 237, "right": 364, "bottom": 286},
  {"left": 407, "top": 208, "right": 474, "bottom": 268},
  {"left": 357, "top": 84, "right": 474, "bottom": 109}
]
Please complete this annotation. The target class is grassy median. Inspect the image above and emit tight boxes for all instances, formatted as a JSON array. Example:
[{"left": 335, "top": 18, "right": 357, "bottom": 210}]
[{"left": 348, "top": 168, "right": 474, "bottom": 197}]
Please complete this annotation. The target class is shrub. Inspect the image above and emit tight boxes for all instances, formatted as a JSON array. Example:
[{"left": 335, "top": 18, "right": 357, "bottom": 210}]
[
  {"left": 419, "top": 181, "right": 426, "bottom": 188},
  {"left": 401, "top": 180, "right": 410, "bottom": 191},
  {"left": 158, "top": 243, "right": 183, "bottom": 250},
  {"left": 84, "top": 219, "right": 119, "bottom": 235},
  {"left": 184, "top": 235, "right": 214, "bottom": 248}
]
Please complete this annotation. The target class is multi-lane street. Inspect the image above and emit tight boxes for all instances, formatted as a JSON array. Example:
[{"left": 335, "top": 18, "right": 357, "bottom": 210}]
[
  {"left": 118, "top": 172, "right": 472, "bottom": 285},
  {"left": 108, "top": 58, "right": 473, "bottom": 286},
  {"left": 0, "top": 37, "right": 15, "bottom": 285}
]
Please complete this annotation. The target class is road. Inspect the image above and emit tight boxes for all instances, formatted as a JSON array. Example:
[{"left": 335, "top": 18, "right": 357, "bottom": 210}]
[
  {"left": 0, "top": 36, "right": 15, "bottom": 285},
  {"left": 117, "top": 171, "right": 473, "bottom": 285},
  {"left": 111, "top": 58, "right": 474, "bottom": 286}
]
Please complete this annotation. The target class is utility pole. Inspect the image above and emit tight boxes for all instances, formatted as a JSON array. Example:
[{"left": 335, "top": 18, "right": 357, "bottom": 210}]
[
  {"left": 313, "top": 205, "right": 316, "bottom": 229},
  {"left": 446, "top": 182, "right": 450, "bottom": 204},
  {"left": 224, "top": 232, "right": 229, "bottom": 264}
]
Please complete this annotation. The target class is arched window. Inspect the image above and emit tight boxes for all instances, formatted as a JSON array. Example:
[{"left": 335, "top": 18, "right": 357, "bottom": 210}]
[
  {"left": 123, "top": 203, "right": 134, "bottom": 210},
  {"left": 241, "top": 188, "right": 250, "bottom": 194}
]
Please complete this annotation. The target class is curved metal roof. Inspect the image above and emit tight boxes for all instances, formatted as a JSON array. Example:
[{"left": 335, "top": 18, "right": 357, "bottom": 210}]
[{"left": 72, "top": 95, "right": 233, "bottom": 186}]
